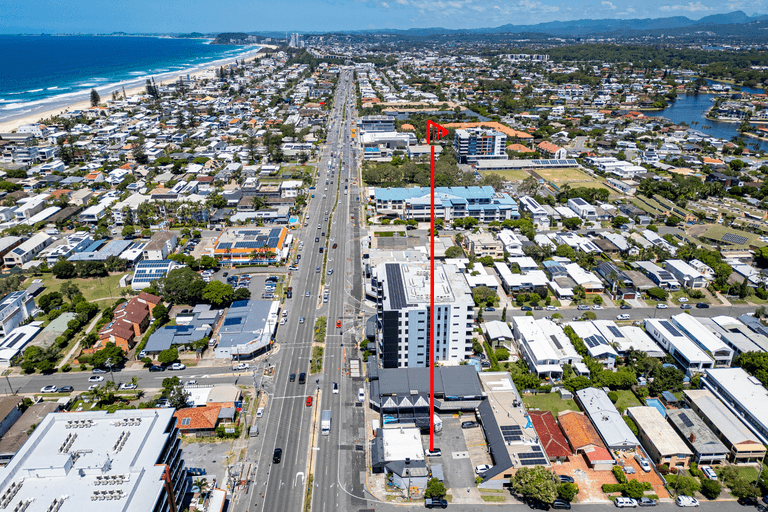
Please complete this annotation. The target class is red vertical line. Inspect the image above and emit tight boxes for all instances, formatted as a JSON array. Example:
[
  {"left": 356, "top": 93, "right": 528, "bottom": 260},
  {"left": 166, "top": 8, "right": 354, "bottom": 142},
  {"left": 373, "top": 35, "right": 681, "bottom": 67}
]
[{"left": 429, "top": 141, "right": 436, "bottom": 451}]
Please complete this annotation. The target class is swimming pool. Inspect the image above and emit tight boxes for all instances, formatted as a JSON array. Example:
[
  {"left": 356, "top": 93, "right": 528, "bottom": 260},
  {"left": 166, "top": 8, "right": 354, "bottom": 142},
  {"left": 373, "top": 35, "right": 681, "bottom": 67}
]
[
  {"left": 289, "top": 216, "right": 299, "bottom": 224},
  {"left": 645, "top": 398, "right": 667, "bottom": 417}
]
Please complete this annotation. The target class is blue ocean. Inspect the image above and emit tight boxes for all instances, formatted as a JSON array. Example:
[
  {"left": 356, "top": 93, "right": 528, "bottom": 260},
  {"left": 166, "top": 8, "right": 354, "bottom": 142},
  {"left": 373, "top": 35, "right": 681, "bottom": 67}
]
[{"left": 0, "top": 35, "right": 258, "bottom": 123}]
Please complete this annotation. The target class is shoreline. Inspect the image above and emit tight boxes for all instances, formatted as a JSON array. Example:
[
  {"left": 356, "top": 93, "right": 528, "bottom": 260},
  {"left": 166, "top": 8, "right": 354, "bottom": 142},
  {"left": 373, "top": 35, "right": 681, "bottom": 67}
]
[{"left": 0, "top": 44, "right": 274, "bottom": 133}]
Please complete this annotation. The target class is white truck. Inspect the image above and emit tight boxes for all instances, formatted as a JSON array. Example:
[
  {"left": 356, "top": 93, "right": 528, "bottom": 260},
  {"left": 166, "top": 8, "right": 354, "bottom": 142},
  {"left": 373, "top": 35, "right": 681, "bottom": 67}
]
[{"left": 321, "top": 410, "right": 332, "bottom": 436}]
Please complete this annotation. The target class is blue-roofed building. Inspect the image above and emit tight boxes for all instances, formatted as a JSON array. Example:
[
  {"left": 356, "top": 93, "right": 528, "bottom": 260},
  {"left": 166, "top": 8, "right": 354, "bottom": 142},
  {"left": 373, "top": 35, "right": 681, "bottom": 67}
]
[
  {"left": 144, "top": 305, "right": 220, "bottom": 354},
  {"left": 131, "top": 260, "right": 185, "bottom": 291},
  {"left": 67, "top": 239, "right": 133, "bottom": 262},
  {"left": 374, "top": 186, "right": 519, "bottom": 223},
  {"left": 215, "top": 300, "right": 279, "bottom": 359}
]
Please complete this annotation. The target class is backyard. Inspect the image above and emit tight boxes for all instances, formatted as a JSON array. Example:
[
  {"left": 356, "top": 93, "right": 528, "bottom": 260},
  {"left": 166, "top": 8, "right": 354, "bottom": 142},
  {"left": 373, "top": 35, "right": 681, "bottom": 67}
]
[{"left": 522, "top": 392, "right": 579, "bottom": 416}]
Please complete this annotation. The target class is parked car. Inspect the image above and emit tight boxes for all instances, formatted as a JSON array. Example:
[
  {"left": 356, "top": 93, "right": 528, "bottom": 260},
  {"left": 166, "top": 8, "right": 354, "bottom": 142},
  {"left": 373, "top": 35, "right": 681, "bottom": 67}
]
[
  {"left": 88, "top": 376, "right": 104, "bottom": 382},
  {"left": 556, "top": 475, "right": 574, "bottom": 483},
  {"left": 528, "top": 499, "right": 550, "bottom": 510},
  {"left": 119, "top": 383, "right": 137, "bottom": 390},
  {"left": 675, "top": 496, "right": 699, "bottom": 507},
  {"left": 92, "top": 368, "right": 107, "bottom": 374},
  {"left": 638, "top": 498, "right": 656, "bottom": 507},
  {"left": 577, "top": 305, "right": 590, "bottom": 310},
  {"left": 149, "top": 365, "right": 165, "bottom": 372},
  {"left": 59, "top": 386, "right": 74, "bottom": 393},
  {"left": 695, "top": 303, "right": 710, "bottom": 309},
  {"left": 521, "top": 306, "right": 532, "bottom": 311},
  {"left": 461, "top": 421, "right": 479, "bottom": 429},
  {"left": 592, "top": 305, "right": 603, "bottom": 310},
  {"left": 615, "top": 498, "right": 638, "bottom": 508},
  {"left": 678, "top": 297, "right": 689, "bottom": 303},
  {"left": 358, "top": 388, "right": 365, "bottom": 402},
  {"left": 680, "top": 304, "right": 692, "bottom": 310},
  {"left": 170, "top": 363, "right": 186, "bottom": 371},
  {"left": 484, "top": 307, "right": 496, "bottom": 312},
  {"left": 475, "top": 464, "right": 492, "bottom": 475},
  {"left": 617, "top": 314, "right": 631, "bottom": 321},
  {"left": 656, "top": 304, "right": 668, "bottom": 309},
  {"left": 424, "top": 498, "right": 448, "bottom": 509},
  {"left": 620, "top": 304, "right": 632, "bottom": 310},
  {"left": 700, "top": 465, "right": 717, "bottom": 480},
  {"left": 552, "top": 499, "right": 572, "bottom": 510},
  {"left": 546, "top": 306, "right": 559, "bottom": 311},
  {"left": 425, "top": 448, "right": 442, "bottom": 457},
  {"left": 41, "top": 385, "right": 58, "bottom": 393}
]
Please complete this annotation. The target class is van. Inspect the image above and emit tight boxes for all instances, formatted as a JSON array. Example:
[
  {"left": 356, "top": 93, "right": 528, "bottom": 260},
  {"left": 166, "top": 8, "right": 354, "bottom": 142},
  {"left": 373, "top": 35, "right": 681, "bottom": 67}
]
[
  {"left": 249, "top": 424, "right": 259, "bottom": 437},
  {"left": 616, "top": 314, "right": 631, "bottom": 321}
]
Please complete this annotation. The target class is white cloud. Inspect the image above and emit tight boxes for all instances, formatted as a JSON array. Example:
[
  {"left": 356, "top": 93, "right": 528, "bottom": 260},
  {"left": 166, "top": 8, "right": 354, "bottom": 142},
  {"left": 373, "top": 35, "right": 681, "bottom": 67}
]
[
  {"left": 396, "top": 0, "right": 408, "bottom": 4},
  {"left": 660, "top": 1, "right": 710, "bottom": 11},
  {"left": 602, "top": 1, "right": 617, "bottom": 9},
  {"left": 381, "top": 1, "right": 389, "bottom": 6}
]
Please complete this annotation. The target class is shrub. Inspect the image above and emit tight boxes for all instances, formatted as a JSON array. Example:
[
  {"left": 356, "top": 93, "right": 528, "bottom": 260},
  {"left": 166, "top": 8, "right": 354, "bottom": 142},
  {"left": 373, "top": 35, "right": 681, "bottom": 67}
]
[
  {"left": 61, "top": 364, "right": 72, "bottom": 373},
  {"left": 557, "top": 483, "right": 579, "bottom": 501},
  {"left": 79, "top": 364, "right": 87, "bottom": 371},
  {"left": 673, "top": 476, "right": 701, "bottom": 498},
  {"left": 657, "top": 464, "right": 670, "bottom": 475},
  {"left": 689, "top": 462, "right": 700, "bottom": 478},
  {"left": 700, "top": 479, "right": 721, "bottom": 500},
  {"left": 624, "top": 480, "right": 646, "bottom": 500},
  {"left": 608, "top": 391, "right": 619, "bottom": 403},
  {"left": 613, "top": 465, "right": 628, "bottom": 484},
  {"left": 495, "top": 348, "right": 510, "bottom": 361},
  {"left": 141, "top": 357, "right": 153, "bottom": 367},
  {"left": 602, "top": 484, "right": 625, "bottom": 493}
]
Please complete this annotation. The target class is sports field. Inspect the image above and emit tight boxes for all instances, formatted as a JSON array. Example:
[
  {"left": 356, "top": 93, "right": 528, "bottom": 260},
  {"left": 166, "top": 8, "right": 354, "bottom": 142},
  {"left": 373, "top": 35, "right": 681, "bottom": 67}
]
[
  {"left": 535, "top": 168, "right": 591, "bottom": 182},
  {"left": 568, "top": 180, "right": 612, "bottom": 192},
  {"left": 479, "top": 170, "right": 531, "bottom": 181}
]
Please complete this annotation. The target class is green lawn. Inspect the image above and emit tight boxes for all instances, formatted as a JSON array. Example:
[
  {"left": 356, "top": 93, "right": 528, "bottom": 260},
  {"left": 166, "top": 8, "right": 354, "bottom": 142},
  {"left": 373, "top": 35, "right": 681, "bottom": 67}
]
[
  {"left": 480, "top": 495, "right": 506, "bottom": 502},
  {"left": 671, "top": 290, "right": 709, "bottom": 304},
  {"left": 30, "top": 273, "right": 124, "bottom": 303},
  {"left": 614, "top": 390, "right": 642, "bottom": 410},
  {"left": 479, "top": 169, "right": 531, "bottom": 181},
  {"left": 522, "top": 393, "right": 580, "bottom": 416}
]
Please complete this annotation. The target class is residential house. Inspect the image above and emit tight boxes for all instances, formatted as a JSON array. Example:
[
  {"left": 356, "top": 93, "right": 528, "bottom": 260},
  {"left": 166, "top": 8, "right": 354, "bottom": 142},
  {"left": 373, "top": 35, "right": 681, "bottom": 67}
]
[{"left": 628, "top": 406, "right": 692, "bottom": 468}]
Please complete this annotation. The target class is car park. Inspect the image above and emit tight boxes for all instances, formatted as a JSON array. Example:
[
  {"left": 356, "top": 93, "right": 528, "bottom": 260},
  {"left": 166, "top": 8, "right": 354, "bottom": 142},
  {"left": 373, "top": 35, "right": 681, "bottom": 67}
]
[
  {"left": 41, "top": 385, "right": 58, "bottom": 393},
  {"left": 615, "top": 498, "right": 638, "bottom": 508},
  {"left": 89, "top": 376, "right": 104, "bottom": 382},
  {"left": 461, "top": 421, "right": 479, "bottom": 429}
]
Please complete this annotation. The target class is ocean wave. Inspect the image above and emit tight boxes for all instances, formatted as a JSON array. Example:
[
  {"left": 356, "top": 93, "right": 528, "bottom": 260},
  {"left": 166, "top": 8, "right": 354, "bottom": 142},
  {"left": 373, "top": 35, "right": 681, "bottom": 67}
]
[
  {"left": 26, "top": 89, "right": 43, "bottom": 93},
  {"left": 46, "top": 86, "right": 59, "bottom": 90},
  {"left": 78, "top": 83, "right": 97, "bottom": 87},
  {"left": 128, "top": 71, "right": 147, "bottom": 75},
  {"left": 6, "top": 91, "right": 24, "bottom": 95}
]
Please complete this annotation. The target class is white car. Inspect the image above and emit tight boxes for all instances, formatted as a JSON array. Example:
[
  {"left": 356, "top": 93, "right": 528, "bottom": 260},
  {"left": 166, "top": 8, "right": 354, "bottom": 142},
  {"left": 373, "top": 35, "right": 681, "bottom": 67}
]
[
  {"left": 675, "top": 496, "right": 699, "bottom": 507},
  {"left": 678, "top": 297, "right": 689, "bottom": 303},
  {"left": 170, "top": 363, "right": 186, "bottom": 371},
  {"left": 616, "top": 314, "right": 631, "bottom": 321},
  {"left": 656, "top": 304, "right": 668, "bottom": 309},
  {"left": 119, "top": 383, "right": 137, "bottom": 390},
  {"left": 256, "top": 407, "right": 264, "bottom": 418},
  {"left": 333, "top": 382, "right": 339, "bottom": 394},
  {"left": 545, "top": 305, "right": 559, "bottom": 311},
  {"left": 475, "top": 464, "right": 492, "bottom": 475},
  {"left": 279, "top": 318, "right": 286, "bottom": 325},
  {"left": 89, "top": 384, "right": 100, "bottom": 391},
  {"left": 185, "top": 380, "right": 198, "bottom": 386},
  {"left": 700, "top": 465, "right": 717, "bottom": 480},
  {"left": 233, "top": 363, "right": 250, "bottom": 371},
  {"left": 592, "top": 305, "right": 603, "bottom": 310},
  {"left": 615, "top": 497, "right": 638, "bottom": 508},
  {"left": 88, "top": 376, "right": 104, "bottom": 382},
  {"left": 41, "top": 385, "right": 58, "bottom": 393},
  {"left": 358, "top": 388, "right": 365, "bottom": 402}
]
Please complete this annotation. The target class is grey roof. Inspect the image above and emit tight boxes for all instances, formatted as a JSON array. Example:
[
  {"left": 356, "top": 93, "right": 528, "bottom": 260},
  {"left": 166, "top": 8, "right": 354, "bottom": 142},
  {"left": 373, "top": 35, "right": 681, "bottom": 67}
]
[
  {"left": 373, "top": 365, "right": 482, "bottom": 400},
  {"left": 144, "top": 308, "right": 219, "bottom": 352},
  {"left": 576, "top": 387, "right": 639, "bottom": 450},
  {"left": 385, "top": 460, "right": 428, "bottom": 478},
  {"left": 666, "top": 409, "right": 728, "bottom": 457},
  {"left": 217, "top": 300, "right": 274, "bottom": 350},
  {"left": 67, "top": 239, "right": 133, "bottom": 261},
  {"left": 477, "top": 399, "right": 513, "bottom": 481}
]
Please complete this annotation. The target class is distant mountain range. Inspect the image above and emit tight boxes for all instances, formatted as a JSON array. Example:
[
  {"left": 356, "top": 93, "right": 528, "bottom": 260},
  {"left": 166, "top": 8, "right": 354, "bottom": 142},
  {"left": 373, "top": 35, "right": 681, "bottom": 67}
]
[{"left": 238, "top": 10, "right": 768, "bottom": 39}]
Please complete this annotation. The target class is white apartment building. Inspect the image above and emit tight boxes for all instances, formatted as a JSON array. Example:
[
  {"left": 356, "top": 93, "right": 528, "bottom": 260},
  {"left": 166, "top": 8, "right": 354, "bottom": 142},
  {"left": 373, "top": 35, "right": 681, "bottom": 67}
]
[
  {"left": 373, "top": 262, "right": 475, "bottom": 368},
  {"left": 645, "top": 318, "right": 714, "bottom": 375},
  {"left": 3, "top": 232, "right": 53, "bottom": 267},
  {"left": 511, "top": 316, "right": 585, "bottom": 379}
]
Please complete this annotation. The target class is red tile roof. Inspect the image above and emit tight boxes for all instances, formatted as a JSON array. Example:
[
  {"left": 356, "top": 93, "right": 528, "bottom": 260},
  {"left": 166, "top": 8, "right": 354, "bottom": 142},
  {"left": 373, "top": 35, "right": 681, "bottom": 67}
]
[
  {"left": 529, "top": 411, "right": 572, "bottom": 459},
  {"left": 558, "top": 411, "right": 605, "bottom": 451},
  {"left": 174, "top": 405, "right": 222, "bottom": 431}
]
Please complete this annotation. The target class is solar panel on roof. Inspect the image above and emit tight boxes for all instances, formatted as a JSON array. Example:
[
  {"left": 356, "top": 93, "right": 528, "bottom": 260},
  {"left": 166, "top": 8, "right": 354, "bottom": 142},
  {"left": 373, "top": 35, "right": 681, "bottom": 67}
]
[
  {"left": 722, "top": 233, "right": 748, "bottom": 245},
  {"left": 520, "top": 458, "right": 548, "bottom": 466},
  {"left": 532, "top": 445, "right": 543, "bottom": 452},
  {"left": 678, "top": 412, "right": 695, "bottom": 428},
  {"left": 607, "top": 326, "right": 623, "bottom": 338},
  {"left": 660, "top": 320, "right": 682, "bottom": 337}
]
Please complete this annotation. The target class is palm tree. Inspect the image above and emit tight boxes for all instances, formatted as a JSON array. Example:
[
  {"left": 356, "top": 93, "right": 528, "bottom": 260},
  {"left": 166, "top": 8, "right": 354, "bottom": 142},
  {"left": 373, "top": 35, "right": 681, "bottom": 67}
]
[{"left": 193, "top": 478, "right": 209, "bottom": 504}]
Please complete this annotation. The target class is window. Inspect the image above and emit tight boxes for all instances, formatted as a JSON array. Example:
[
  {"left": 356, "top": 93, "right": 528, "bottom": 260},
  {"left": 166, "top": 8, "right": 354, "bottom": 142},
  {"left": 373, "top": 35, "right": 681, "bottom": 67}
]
[{"left": 181, "top": 418, "right": 191, "bottom": 426}]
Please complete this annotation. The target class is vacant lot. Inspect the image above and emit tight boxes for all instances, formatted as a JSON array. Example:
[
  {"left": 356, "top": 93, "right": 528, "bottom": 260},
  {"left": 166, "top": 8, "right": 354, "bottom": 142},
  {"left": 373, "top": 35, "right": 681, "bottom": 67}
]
[
  {"left": 568, "top": 180, "right": 614, "bottom": 192},
  {"left": 479, "top": 169, "right": 531, "bottom": 181},
  {"left": 536, "top": 168, "right": 591, "bottom": 182},
  {"left": 31, "top": 274, "right": 124, "bottom": 303},
  {"left": 522, "top": 393, "right": 579, "bottom": 416}
]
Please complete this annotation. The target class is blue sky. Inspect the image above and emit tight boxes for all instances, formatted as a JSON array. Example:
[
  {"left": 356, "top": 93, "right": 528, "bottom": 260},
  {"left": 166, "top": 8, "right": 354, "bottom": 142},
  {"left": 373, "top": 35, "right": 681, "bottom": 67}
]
[{"left": 0, "top": 0, "right": 765, "bottom": 33}]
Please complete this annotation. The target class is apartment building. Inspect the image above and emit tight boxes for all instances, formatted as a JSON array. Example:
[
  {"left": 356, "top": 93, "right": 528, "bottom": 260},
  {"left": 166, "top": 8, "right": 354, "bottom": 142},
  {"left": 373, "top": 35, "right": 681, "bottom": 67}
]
[
  {"left": 142, "top": 231, "right": 178, "bottom": 261},
  {"left": 3, "top": 232, "right": 53, "bottom": 267},
  {"left": 645, "top": 318, "right": 714, "bottom": 375},
  {"left": 373, "top": 262, "right": 474, "bottom": 368},
  {"left": 453, "top": 127, "right": 507, "bottom": 164},
  {"left": 511, "top": 316, "right": 584, "bottom": 379}
]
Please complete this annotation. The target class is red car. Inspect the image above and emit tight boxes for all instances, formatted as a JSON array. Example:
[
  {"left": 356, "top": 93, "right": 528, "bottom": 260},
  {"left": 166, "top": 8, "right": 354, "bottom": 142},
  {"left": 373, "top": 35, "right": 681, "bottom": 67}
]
[
  {"left": 336, "top": 319, "right": 341, "bottom": 328},
  {"left": 306, "top": 396, "right": 313, "bottom": 407}
]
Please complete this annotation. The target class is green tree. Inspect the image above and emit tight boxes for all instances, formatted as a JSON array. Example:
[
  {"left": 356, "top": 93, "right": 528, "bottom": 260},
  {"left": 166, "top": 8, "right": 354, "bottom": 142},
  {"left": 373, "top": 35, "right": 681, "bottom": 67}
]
[
  {"left": 647, "top": 287, "right": 669, "bottom": 301},
  {"left": 624, "top": 479, "right": 646, "bottom": 500},
  {"left": 37, "top": 292, "right": 64, "bottom": 314},
  {"left": 424, "top": 478, "right": 447, "bottom": 499},
  {"left": 122, "top": 225, "right": 136, "bottom": 237},
  {"left": 729, "top": 478, "right": 759, "bottom": 501},
  {"left": 563, "top": 217, "right": 582, "bottom": 230},
  {"left": 557, "top": 482, "right": 579, "bottom": 502},
  {"left": 203, "top": 280, "right": 234, "bottom": 307},
  {"left": 60, "top": 281, "right": 81, "bottom": 302},
  {"left": 673, "top": 476, "right": 701, "bottom": 498},
  {"left": 89, "top": 342, "right": 126, "bottom": 369},
  {"left": 511, "top": 465, "right": 558, "bottom": 504},
  {"left": 233, "top": 287, "right": 251, "bottom": 301},
  {"left": 152, "top": 303, "right": 169, "bottom": 323},
  {"left": 157, "top": 267, "right": 205, "bottom": 305},
  {"left": 472, "top": 286, "right": 497, "bottom": 307},
  {"left": 445, "top": 246, "right": 464, "bottom": 259},
  {"left": 612, "top": 216, "right": 630, "bottom": 229},
  {"left": 700, "top": 479, "right": 722, "bottom": 500},
  {"left": 198, "top": 255, "right": 218, "bottom": 270},
  {"left": 90, "top": 88, "right": 100, "bottom": 107},
  {"left": 52, "top": 260, "right": 76, "bottom": 279},
  {"left": 555, "top": 244, "right": 576, "bottom": 260},
  {"left": 158, "top": 348, "right": 179, "bottom": 366}
]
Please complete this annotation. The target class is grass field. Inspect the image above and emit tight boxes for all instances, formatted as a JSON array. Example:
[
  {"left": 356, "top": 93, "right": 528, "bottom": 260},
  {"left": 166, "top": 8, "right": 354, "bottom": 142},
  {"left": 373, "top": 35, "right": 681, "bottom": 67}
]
[
  {"left": 522, "top": 393, "right": 579, "bottom": 416},
  {"left": 479, "top": 169, "right": 532, "bottom": 181},
  {"left": 614, "top": 390, "right": 642, "bottom": 410},
  {"left": 568, "top": 180, "right": 614, "bottom": 192},
  {"left": 535, "top": 168, "right": 591, "bottom": 182},
  {"left": 30, "top": 274, "right": 124, "bottom": 303}
]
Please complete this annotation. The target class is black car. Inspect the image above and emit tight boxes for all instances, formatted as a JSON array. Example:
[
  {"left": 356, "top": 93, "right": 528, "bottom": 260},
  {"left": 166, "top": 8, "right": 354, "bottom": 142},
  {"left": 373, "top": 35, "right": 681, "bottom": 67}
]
[
  {"left": 620, "top": 304, "right": 632, "bottom": 310},
  {"left": 315, "top": 237, "right": 319, "bottom": 242},
  {"left": 59, "top": 386, "right": 74, "bottom": 393},
  {"left": 222, "top": 272, "right": 228, "bottom": 277},
  {"left": 521, "top": 306, "right": 532, "bottom": 311},
  {"left": 738, "top": 497, "right": 759, "bottom": 507},
  {"left": 273, "top": 448, "right": 282, "bottom": 464},
  {"left": 299, "top": 372, "right": 306, "bottom": 384},
  {"left": 696, "top": 303, "right": 710, "bottom": 309},
  {"left": 552, "top": 500, "right": 571, "bottom": 510},
  {"left": 461, "top": 421, "right": 479, "bottom": 429},
  {"left": 557, "top": 475, "right": 574, "bottom": 483},
  {"left": 290, "top": 373, "right": 296, "bottom": 382},
  {"left": 148, "top": 365, "right": 165, "bottom": 372},
  {"left": 528, "top": 500, "right": 550, "bottom": 510},
  {"left": 286, "top": 291, "right": 292, "bottom": 299},
  {"left": 425, "top": 498, "right": 448, "bottom": 509}
]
